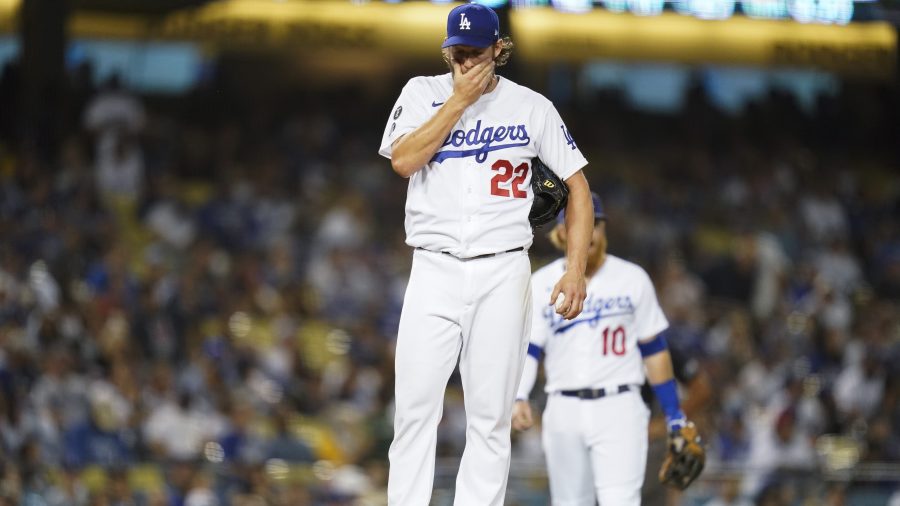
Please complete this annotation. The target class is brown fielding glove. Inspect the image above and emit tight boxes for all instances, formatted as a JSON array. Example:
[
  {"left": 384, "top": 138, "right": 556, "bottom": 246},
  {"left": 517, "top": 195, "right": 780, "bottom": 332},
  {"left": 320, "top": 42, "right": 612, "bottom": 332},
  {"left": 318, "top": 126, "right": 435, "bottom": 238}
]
[{"left": 659, "top": 421, "right": 706, "bottom": 490}]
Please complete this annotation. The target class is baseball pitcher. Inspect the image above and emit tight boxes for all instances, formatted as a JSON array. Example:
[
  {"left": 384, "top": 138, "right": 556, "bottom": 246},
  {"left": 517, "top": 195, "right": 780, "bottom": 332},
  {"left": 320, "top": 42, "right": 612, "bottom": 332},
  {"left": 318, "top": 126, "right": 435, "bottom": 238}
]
[{"left": 378, "top": 3, "right": 594, "bottom": 505}]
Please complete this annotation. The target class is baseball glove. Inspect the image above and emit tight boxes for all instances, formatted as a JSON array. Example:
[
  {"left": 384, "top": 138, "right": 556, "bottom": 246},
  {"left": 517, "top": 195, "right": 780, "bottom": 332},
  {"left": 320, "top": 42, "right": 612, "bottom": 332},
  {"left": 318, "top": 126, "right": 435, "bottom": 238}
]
[
  {"left": 659, "top": 421, "right": 706, "bottom": 490},
  {"left": 528, "top": 157, "right": 568, "bottom": 228}
]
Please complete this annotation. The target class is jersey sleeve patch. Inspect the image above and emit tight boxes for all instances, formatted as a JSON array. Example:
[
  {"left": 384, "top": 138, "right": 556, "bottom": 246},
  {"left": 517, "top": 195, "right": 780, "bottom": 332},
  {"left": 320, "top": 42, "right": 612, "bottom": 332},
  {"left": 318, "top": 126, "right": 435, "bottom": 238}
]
[
  {"left": 535, "top": 102, "right": 587, "bottom": 181},
  {"left": 378, "top": 78, "right": 433, "bottom": 159}
]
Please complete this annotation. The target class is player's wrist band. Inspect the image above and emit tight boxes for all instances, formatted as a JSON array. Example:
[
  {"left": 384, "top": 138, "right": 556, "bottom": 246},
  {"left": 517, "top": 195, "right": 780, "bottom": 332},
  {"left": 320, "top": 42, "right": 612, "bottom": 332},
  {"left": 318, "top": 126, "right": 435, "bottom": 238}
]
[
  {"left": 667, "top": 417, "right": 688, "bottom": 432},
  {"left": 652, "top": 378, "right": 684, "bottom": 426}
]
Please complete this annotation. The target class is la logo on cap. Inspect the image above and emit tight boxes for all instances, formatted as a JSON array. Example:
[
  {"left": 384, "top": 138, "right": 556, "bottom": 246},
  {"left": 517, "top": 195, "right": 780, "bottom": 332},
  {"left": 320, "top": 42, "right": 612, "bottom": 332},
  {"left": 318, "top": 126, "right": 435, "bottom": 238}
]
[{"left": 459, "top": 13, "right": 471, "bottom": 30}]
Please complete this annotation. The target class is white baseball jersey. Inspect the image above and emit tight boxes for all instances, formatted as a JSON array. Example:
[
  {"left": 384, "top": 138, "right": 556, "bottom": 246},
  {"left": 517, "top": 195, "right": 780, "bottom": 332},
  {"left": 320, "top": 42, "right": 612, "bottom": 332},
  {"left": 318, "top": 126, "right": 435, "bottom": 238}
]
[
  {"left": 520, "top": 254, "right": 669, "bottom": 395},
  {"left": 378, "top": 74, "right": 587, "bottom": 258}
]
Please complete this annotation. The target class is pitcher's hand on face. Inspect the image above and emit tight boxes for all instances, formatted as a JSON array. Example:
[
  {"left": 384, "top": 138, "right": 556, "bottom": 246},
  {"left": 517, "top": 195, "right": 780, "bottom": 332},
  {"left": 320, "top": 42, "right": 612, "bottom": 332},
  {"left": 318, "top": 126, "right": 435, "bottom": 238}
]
[
  {"left": 550, "top": 270, "right": 587, "bottom": 320},
  {"left": 512, "top": 400, "right": 534, "bottom": 431},
  {"left": 451, "top": 59, "right": 495, "bottom": 107}
]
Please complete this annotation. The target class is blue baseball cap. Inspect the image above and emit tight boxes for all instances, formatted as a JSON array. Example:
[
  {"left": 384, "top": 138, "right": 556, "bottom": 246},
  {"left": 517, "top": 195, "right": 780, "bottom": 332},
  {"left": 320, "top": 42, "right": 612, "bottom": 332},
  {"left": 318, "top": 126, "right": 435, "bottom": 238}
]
[
  {"left": 557, "top": 192, "right": 607, "bottom": 224},
  {"left": 442, "top": 3, "right": 500, "bottom": 49}
]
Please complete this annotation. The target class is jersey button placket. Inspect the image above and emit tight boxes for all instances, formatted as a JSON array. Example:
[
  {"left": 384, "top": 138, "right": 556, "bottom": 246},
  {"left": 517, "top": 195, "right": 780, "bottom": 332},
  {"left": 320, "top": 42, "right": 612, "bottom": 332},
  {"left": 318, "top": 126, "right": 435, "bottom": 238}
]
[{"left": 460, "top": 161, "right": 479, "bottom": 256}]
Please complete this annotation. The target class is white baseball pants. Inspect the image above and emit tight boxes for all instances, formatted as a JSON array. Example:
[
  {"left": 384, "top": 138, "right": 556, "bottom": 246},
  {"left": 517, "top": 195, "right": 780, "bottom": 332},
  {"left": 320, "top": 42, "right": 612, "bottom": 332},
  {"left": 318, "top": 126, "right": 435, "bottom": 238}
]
[
  {"left": 388, "top": 248, "right": 532, "bottom": 506},
  {"left": 541, "top": 391, "right": 650, "bottom": 506}
]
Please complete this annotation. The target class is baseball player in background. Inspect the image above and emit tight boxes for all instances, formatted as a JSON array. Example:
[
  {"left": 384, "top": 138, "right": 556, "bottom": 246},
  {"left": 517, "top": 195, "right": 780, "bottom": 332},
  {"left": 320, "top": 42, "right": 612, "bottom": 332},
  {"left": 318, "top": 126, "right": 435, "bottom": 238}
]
[
  {"left": 513, "top": 193, "right": 702, "bottom": 505},
  {"left": 378, "top": 3, "right": 594, "bottom": 505}
]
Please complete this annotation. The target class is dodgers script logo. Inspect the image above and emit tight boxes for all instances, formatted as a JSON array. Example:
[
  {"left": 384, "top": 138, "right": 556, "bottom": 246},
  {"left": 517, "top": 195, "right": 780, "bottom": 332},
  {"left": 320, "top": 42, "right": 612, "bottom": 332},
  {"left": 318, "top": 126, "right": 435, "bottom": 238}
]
[
  {"left": 544, "top": 293, "right": 636, "bottom": 334},
  {"left": 431, "top": 120, "right": 531, "bottom": 163}
]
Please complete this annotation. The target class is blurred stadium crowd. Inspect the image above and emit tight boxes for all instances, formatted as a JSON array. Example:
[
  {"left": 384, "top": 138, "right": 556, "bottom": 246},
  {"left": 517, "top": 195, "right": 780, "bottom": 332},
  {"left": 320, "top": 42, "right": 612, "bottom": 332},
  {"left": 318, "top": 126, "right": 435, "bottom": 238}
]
[{"left": 0, "top": 57, "right": 899, "bottom": 506}]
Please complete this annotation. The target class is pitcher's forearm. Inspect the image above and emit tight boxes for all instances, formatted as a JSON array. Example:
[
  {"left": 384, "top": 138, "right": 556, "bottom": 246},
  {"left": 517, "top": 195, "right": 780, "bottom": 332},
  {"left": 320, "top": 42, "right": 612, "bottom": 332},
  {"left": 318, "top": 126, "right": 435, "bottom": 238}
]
[
  {"left": 390, "top": 95, "right": 468, "bottom": 177},
  {"left": 563, "top": 172, "right": 593, "bottom": 274}
]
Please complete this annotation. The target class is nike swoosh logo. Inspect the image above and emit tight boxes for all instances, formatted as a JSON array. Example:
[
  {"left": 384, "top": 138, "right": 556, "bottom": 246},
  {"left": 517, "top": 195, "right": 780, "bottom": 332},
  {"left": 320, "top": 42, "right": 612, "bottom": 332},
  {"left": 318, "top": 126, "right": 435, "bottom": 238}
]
[{"left": 431, "top": 101, "right": 444, "bottom": 107}]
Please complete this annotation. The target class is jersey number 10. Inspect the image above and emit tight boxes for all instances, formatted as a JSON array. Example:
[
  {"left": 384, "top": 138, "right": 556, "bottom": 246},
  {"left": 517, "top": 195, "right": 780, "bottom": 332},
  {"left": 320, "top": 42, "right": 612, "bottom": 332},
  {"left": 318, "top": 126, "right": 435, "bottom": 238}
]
[
  {"left": 490, "top": 159, "right": 528, "bottom": 198},
  {"left": 602, "top": 325, "right": 627, "bottom": 356}
]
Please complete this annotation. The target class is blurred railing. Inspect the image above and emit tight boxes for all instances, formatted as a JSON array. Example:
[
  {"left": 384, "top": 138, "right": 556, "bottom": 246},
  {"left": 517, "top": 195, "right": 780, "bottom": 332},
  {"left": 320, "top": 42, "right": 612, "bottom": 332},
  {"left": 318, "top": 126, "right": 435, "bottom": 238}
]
[{"left": 430, "top": 458, "right": 900, "bottom": 506}]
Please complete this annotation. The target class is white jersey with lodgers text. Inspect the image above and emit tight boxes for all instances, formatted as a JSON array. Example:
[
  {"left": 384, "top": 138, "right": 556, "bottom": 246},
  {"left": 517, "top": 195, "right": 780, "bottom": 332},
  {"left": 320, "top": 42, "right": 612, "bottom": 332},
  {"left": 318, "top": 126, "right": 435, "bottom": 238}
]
[
  {"left": 378, "top": 74, "right": 587, "bottom": 258},
  {"left": 528, "top": 255, "right": 669, "bottom": 392}
]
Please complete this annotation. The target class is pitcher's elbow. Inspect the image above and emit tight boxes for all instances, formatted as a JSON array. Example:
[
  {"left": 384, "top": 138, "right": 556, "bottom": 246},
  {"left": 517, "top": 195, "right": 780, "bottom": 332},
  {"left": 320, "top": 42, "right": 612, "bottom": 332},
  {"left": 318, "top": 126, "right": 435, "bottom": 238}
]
[{"left": 391, "top": 158, "right": 416, "bottom": 178}]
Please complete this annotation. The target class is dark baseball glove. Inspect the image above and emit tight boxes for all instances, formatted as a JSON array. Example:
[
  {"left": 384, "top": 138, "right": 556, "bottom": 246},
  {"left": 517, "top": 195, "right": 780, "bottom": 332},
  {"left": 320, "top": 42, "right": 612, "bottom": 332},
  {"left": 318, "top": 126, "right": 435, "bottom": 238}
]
[
  {"left": 529, "top": 157, "right": 568, "bottom": 228},
  {"left": 659, "top": 421, "right": 706, "bottom": 490}
]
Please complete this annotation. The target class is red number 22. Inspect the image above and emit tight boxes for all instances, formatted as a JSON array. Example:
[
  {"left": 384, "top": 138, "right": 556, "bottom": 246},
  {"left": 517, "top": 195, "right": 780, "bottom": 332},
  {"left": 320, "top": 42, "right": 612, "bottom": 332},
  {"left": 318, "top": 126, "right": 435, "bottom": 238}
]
[{"left": 490, "top": 159, "right": 528, "bottom": 198}]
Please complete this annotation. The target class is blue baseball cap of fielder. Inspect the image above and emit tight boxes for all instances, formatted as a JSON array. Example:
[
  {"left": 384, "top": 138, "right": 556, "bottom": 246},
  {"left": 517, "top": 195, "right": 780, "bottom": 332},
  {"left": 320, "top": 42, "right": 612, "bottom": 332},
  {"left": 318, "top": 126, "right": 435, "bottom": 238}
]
[
  {"left": 442, "top": 3, "right": 500, "bottom": 49},
  {"left": 557, "top": 192, "right": 607, "bottom": 224}
]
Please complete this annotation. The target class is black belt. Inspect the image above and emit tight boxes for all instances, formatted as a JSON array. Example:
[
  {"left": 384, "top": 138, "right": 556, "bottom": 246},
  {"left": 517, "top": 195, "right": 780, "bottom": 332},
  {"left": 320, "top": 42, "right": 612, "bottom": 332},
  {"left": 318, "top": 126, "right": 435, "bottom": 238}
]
[
  {"left": 416, "top": 246, "right": 524, "bottom": 260},
  {"left": 560, "top": 384, "right": 633, "bottom": 400}
]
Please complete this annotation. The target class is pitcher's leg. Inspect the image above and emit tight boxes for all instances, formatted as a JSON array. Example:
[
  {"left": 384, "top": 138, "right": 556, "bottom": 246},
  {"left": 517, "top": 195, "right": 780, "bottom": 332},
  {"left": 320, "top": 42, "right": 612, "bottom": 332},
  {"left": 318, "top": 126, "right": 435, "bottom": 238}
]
[
  {"left": 453, "top": 253, "right": 532, "bottom": 506},
  {"left": 388, "top": 252, "right": 463, "bottom": 506}
]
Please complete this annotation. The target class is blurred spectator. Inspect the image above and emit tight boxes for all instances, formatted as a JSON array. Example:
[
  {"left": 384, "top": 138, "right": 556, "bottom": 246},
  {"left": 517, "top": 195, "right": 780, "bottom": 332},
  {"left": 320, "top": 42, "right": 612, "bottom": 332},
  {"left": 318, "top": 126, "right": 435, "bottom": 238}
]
[
  {"left": 83, "top": 74, "right": 145, "bottom": 144},
  {"left": 42, "top": 467, "right": 90, "bottom": 506},
  {"left": 264, "top": 409, "right": 314, "bottom": 464},
  {"left": 144, "top": 175, "right": 197, "bottom": 250},
  {"left": 218, "top": 401, "right": 266, "bottom": 465},
  {"left": 741, "top": 407, "right": 818, "bottom": 498},
  {"left": 83, "top": 74, "right": 147, "bottom": 206},
  {"left": 833, "top": 348, "right": 886, "bottom": 421},
  {"left": 94, "top": 131, "right": 144, "bottom": 204},
  {"left": 143, "top": 392, "right": 225, "bottom": 461},
  {"left": 799, "top": 180, "right": 848, "bottom": 243},
  {"left": 62, "top": 397, "right": 134, "bottom": 469},
  {"left": 184, "top": 471, "right": 219, "bottom": 506},
  {"left": 703, "top": 478, "right": 753, "bottom": 506},
  {"left": 815, "top": 237, "right": 864, "bottom": 297}
]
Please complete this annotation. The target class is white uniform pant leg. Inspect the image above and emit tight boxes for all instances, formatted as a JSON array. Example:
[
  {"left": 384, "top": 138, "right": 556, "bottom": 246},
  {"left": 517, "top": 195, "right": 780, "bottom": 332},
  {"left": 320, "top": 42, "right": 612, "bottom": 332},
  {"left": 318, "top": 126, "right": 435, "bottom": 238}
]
[
  {"left": 388, "top": 250, "right": 465, "bottom": 506},
  {"left": 588, "top": 391, "right": 650, "bottom": 506},
  {"left": 541, "top": 395, "right": 596, "bottom": 506},
  {"left": 453, "top": 251, "right": 532, "bottom": 506}
]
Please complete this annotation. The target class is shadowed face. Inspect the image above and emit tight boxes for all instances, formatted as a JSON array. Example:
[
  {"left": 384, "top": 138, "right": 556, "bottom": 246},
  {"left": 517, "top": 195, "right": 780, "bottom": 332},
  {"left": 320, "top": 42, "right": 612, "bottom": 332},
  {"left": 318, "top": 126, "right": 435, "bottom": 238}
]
[
  {"left": 587, "top": 220, "right": 608, "bottom": 273},
  {"left": 445, "top": 42, "right": 501, "bottom": 75},
  {"left": 555, "top": 219, "right": 608, "bottom": 272}
]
